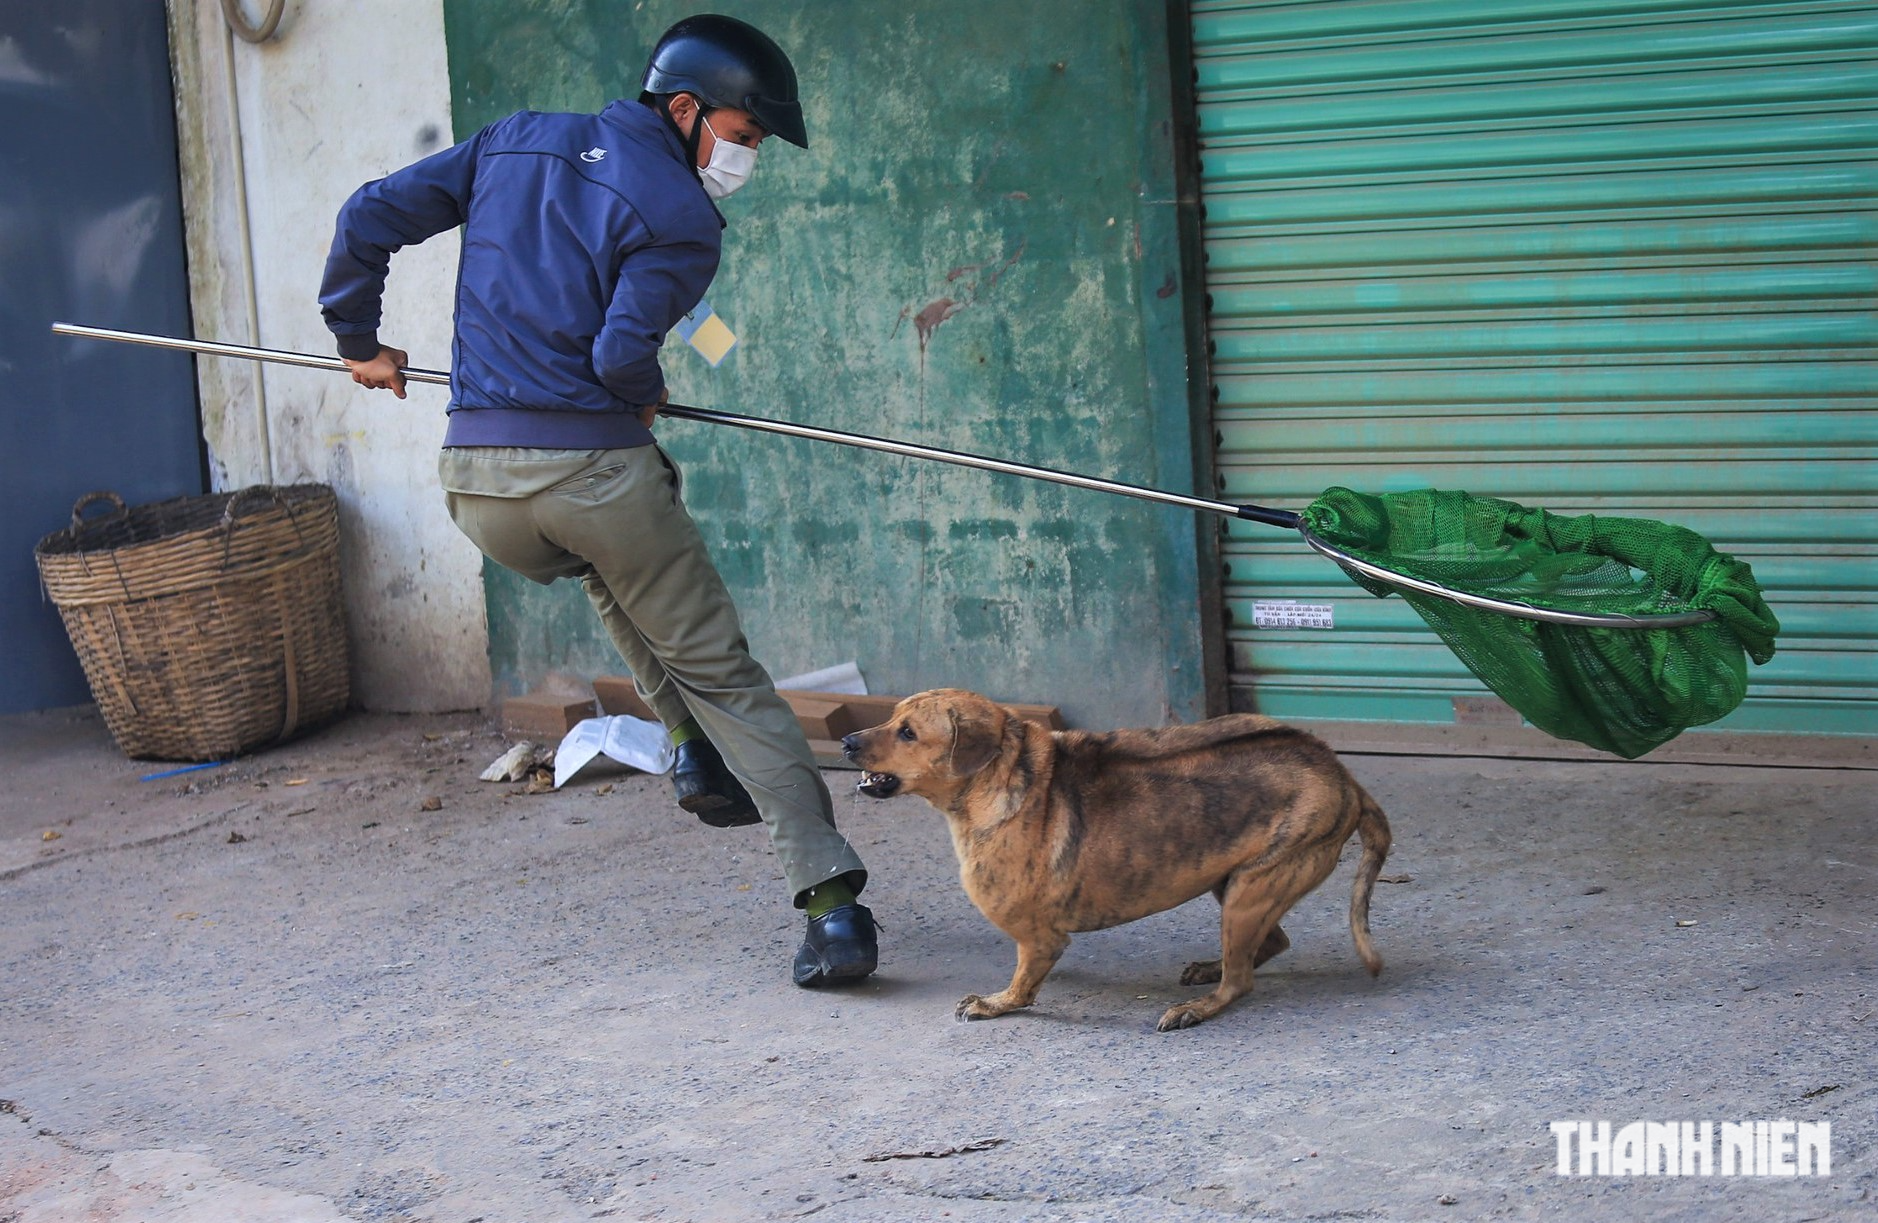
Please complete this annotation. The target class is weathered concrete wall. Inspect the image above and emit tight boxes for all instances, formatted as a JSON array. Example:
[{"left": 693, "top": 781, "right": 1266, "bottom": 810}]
[
  {"left": 446, "top": 0, "right": 1217, "bottom": 728},
  {"left": 168, "top": 0, "right": 490, "bottom": 712}
]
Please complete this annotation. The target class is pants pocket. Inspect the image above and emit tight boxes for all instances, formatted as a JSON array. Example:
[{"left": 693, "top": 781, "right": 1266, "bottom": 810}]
[{"left": 547, "top": 463, "right": 629, "bottom": 501}]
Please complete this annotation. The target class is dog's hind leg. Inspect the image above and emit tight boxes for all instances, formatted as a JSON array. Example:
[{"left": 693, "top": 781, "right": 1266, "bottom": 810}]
[
  {"left": 1158, "top": 868, "right": 1297, "bottom": 1031},
  {"left": 1160, "top": 841, "right": 1344, "bottom": 1031},
  {"left": 1159, "top": 890, "right": 1282, "bottom": 1030},
  {"left": 958, "top": 929, "right": 1069, "bottom": 1021},
  {"left": 1180, "top": 924, "right": 1288, "bottom": 986}
]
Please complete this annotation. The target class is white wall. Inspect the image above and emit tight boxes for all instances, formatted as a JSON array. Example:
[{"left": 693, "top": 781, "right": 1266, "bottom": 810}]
[{"left": 169, "top": 0, "right": 490, "bottom": 711}]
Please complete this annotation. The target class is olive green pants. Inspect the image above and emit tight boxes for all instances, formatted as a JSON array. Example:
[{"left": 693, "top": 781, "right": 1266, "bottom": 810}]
[{"left": 438, "top": 444, "right": 866, "bottom": 904}]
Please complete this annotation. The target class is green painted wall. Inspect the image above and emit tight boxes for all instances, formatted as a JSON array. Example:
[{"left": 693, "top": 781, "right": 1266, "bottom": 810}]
[{"left": 443, "top": 0, "right": 1215, "bottom": 728}]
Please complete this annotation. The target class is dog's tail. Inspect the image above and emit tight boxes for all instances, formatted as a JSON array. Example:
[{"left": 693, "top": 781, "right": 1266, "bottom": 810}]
[{"left": 1349, "top": 786, "right": 1391, "bottom": 977}]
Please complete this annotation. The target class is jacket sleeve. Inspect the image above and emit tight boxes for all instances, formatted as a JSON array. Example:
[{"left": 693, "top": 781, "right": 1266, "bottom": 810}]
[
  {"left": 319, "top": 126, "right": 490, "bottom": 360},
  {"left": 593, "top": 234, "right": 721, "bottom": 408}
]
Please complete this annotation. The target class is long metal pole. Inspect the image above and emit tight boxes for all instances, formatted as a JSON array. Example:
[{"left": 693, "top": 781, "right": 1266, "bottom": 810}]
[
  {"left": 50, "top": 322, "right": 1269, "bottom": 522},
  {"left": 658, "top": 402, "right": 1262, "bottom": 520},
  {"left": 53, "top": 322, "right": 453, "bottom": 384},
  {"left": 50, "top": 322, "right": 1714, "bottom": 629}
]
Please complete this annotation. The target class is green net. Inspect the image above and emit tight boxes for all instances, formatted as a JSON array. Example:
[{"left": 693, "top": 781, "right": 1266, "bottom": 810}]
[{"left": 1300, "top": 487, "right": 1780, "bottom": 759}]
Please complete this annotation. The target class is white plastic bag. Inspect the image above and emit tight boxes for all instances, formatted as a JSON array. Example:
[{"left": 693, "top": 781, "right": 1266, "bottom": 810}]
[{"left": 553, "top": 716, "right": 676, "bottom": 789}]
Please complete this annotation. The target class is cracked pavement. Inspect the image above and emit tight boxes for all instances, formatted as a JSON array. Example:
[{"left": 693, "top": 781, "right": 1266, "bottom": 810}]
[{"left": 2, "top": 706, "right": 1872, "bottom": 1221}]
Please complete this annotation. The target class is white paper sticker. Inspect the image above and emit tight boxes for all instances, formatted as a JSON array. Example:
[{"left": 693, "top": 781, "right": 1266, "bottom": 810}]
[{"left": 1253, "top": 601, "right": 1335, "bottom": 630}]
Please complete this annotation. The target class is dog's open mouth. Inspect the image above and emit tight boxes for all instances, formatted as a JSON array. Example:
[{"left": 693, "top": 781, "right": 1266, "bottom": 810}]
[{"left": 856, "top": 770, "right": 901, "bottom": 798}]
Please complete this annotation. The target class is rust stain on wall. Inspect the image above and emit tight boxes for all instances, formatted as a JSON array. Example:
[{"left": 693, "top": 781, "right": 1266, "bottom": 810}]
[
  {"left": 913, "top": 298, "right": 961, "bottom": 349},
  {"left": 897, "top": 241, "right": 1028, "bottom": 353}
]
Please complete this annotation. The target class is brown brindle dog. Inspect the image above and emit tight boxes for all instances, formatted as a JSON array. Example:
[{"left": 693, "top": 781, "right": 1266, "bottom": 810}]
[{"left": 843, "top": 688, "right": 1392, "bottom": 1031}]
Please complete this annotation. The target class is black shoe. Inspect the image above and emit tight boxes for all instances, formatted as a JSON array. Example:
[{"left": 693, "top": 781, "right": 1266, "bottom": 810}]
[
  {"left": 671, "top": 738, "right": 761, "bottom": 827},
  {"left": 792, "top": 903, "right": 878, "bottom": 987}
]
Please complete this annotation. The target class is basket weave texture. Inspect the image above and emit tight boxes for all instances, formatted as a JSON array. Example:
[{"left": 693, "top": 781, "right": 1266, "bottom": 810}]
[{"left": 34, "top": 484, "right": 351, "bottom": 761}]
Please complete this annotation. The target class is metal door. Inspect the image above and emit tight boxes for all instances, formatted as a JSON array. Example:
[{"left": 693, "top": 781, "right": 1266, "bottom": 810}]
[
  {"left": 1192, "top": 0, "right": 1877, "bottom": 736},
  {"left": 0, "top": 0, "right": 203, "bottom": 712}
]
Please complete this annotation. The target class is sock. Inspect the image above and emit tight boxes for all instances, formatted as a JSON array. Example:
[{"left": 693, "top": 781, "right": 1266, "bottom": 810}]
[
  {"left": 802, "top": 878, "right": 856, "bottom": 918},
  {"left": 669, "top": 717, "right": 704, "bottom": 747}
]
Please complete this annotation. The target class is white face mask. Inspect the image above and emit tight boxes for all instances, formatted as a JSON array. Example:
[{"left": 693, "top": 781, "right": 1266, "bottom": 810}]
[{"left": 698, "top": 113, "right": 757, "bottom": 201}]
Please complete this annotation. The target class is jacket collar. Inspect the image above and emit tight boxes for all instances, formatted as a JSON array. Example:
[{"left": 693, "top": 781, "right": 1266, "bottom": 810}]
[
  {"left": 601, "top": 99, "right": 691, "bottom": 166},
  {"left": 598, "top": 99, "right": 723, "bottom": 223}
]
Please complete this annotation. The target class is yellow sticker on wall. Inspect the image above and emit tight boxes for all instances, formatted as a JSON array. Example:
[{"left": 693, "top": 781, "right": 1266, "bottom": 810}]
[{"left": 673, "top": 300, "right": 738, "bottom": 367}]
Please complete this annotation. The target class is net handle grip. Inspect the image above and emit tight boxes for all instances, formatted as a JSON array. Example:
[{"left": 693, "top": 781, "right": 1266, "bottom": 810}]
[{"left": 1237, "top": 505, "right": 1302, "bottom": 529}]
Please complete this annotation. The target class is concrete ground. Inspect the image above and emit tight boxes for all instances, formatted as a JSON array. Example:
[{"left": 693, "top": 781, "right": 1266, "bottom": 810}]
[{"left": 0, "top": 705, "right": 1870, "bottom": 1222}]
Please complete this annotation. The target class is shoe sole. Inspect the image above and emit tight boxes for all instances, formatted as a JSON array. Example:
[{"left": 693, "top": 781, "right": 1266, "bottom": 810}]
[
  {"left": 677, "top": 792, "right": 761, "bottom": 827},
  {"left": 794, "top": 941, "right": 878, "bottom": 987}
]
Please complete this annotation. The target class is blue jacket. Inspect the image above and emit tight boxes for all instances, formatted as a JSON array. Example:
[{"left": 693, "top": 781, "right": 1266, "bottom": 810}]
[{"left": 320, "top": 100, "right": 723, "bottom": 450}]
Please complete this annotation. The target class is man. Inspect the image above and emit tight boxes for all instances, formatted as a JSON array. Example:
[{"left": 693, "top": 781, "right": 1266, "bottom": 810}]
[{"left": 319, "top": 14, "right": 876, "bottom": 988}]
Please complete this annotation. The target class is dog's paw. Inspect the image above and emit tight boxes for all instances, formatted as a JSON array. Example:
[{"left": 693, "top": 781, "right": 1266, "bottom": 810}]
[
  {"left": 1179, "top": 959, "right": 1222, "bottom": 987},
  {"left": 1156, "top": 1001, "right": 1212, "bottom": 1032},
  {"left": 955, "top": 993, "right": 1008, "bottom": 1022}
]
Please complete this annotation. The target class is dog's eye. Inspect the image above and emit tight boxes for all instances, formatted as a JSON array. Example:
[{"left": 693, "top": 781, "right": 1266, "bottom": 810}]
[{"left": 897, "top": 724, "right": 916, "bottom": 742}]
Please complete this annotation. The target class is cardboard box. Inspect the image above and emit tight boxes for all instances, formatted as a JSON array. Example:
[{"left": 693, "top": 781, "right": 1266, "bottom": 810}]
[
  {"left": 591, "top": 675, "right": 656, "bottom": 721},
  {"left": 776, "top": 691, "right": 859, "bottom": 740},
  {"left": 502, "top": 693, "right": 596, "bottom": 740}
]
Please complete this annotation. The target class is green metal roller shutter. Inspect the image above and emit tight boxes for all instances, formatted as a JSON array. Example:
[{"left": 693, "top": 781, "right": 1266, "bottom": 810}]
[{"left": 1191, "top": 0, "right": 1877, "bottom": 738}]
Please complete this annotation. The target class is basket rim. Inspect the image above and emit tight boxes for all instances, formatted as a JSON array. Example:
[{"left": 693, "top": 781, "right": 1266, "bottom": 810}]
[{"left": 34, "top": 483, "right": 337, "bottom": 560}]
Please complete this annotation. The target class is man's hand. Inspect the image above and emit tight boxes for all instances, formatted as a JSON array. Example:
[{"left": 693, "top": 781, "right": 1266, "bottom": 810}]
[
  {"left": 343, "top": 345, "right": 410, "bottom": 399},
  {"left": 638, "top": 386, "right": 670, "bottom": 430}
]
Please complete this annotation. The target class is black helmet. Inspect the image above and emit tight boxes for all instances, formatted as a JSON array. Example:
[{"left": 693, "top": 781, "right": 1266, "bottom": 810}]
[{"left": 641, "top": 14, "right": 808, "bottom": 148}]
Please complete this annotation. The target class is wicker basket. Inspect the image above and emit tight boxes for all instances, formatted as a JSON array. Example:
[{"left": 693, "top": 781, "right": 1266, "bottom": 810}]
[{"left": 34, "top": 484, "right": 351, "bottom": 761}]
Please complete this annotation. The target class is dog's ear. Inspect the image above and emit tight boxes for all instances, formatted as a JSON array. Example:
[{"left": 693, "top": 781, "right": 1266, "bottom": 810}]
[{"left": 945, "top": 703, "right": 1006, "bottom": 777}]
